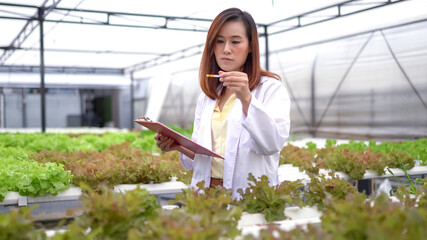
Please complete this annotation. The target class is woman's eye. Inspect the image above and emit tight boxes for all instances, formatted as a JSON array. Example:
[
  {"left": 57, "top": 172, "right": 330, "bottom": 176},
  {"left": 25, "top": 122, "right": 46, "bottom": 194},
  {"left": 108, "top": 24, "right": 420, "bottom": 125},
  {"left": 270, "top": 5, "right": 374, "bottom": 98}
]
[
  {"left": 232, "top": 41, "right": 240, "bottom": 44},
  {"left": 216, "top": 40, "right": 224, "bottom": 44}
]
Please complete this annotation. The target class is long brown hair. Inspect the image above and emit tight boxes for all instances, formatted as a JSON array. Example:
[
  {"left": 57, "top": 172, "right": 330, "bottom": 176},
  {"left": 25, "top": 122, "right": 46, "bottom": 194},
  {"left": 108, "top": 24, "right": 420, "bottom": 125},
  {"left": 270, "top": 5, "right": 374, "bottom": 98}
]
[{"left": 199, "top": 8, "right": 280, "bottom": 100}]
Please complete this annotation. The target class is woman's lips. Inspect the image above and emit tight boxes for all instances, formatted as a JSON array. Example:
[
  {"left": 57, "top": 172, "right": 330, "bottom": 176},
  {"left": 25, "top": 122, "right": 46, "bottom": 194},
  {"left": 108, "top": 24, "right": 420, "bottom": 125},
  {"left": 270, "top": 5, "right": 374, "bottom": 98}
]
[{"left": 221, "top": 57, "right": 232, "bottom": 61}]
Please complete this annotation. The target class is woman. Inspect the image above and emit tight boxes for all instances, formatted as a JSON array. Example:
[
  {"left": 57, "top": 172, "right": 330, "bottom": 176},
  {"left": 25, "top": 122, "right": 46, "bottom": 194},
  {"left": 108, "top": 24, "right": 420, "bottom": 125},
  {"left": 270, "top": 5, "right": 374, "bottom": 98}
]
[{"left": 155, "top": 8, "right": 290, "bottom": 198}]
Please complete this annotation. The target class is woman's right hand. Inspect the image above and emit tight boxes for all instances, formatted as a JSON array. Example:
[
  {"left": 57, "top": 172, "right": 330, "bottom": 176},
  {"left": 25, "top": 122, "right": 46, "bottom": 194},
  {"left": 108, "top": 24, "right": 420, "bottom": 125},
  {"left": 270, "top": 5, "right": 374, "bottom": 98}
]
[{"left": 154, "top": 134, "right": 180, "bottom": 152}]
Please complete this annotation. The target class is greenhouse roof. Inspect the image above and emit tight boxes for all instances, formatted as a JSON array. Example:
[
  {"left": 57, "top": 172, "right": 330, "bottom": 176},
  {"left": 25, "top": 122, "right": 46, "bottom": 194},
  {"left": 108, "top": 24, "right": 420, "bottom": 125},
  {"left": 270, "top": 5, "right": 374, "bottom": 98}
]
[{"left": 0, "top": 0, "right": 426, "bottom": 74}]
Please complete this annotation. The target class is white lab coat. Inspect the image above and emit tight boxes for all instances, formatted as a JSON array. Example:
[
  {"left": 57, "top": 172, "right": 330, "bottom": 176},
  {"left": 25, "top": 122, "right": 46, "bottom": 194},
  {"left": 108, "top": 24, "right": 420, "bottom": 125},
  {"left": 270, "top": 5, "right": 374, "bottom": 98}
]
[{"left": 180, "top": 76, "right": 291, "bottom": 198}]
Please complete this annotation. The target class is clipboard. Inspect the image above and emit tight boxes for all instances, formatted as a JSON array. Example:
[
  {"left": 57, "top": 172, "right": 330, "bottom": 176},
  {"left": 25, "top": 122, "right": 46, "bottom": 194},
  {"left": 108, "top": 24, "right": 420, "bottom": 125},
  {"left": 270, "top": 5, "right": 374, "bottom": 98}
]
[{"left": 134, "top": 117, "right": 224, "bottom": 159}]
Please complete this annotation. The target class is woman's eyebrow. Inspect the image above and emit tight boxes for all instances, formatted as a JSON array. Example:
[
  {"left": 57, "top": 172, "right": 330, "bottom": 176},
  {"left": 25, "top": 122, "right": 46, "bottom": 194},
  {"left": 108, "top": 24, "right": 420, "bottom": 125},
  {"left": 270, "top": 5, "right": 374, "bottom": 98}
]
[{"left": 217, "top": 34, "right": 243, "bottom": 38}]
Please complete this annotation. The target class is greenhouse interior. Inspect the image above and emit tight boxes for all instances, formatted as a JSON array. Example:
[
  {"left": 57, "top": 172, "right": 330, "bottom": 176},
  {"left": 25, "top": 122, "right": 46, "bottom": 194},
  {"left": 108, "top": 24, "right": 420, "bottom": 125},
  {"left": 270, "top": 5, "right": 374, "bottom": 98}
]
[{"left": 1, "top": 0, "right": 427, "bottom": 239}]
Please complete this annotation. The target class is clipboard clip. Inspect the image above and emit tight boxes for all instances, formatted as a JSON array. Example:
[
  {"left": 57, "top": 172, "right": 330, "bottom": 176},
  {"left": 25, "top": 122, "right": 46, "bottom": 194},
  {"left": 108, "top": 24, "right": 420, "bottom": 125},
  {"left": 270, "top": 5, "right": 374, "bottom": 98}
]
[{"left": 138, "top": 116, "right": 152, "bottom": 122}]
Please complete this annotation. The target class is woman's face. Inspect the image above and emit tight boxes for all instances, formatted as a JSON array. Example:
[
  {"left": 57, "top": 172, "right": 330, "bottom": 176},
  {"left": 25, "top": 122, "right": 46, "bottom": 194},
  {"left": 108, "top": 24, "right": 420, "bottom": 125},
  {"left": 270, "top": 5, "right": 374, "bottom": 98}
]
[{"left": 214, "top": 20, "right": 250, "bottom": 72}]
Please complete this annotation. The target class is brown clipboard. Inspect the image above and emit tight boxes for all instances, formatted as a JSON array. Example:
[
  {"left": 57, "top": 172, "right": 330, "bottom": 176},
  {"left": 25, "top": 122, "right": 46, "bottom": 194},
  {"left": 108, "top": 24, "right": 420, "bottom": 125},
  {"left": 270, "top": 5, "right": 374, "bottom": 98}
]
[{"left": 134, "top": 118, "right": 224, "bottom": 159}]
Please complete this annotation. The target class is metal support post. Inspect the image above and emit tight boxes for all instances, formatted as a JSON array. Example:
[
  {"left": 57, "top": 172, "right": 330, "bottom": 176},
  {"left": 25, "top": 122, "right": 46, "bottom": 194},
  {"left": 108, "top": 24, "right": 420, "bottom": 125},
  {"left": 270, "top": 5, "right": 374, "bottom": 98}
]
[
  {"left": 264, "top": 25, "right": 269, "bottom": 71},
  {"left": 38, "top": 7, "right": 46, "bottom": 132},
  {"left": 130, "top": 72, "right": 135, "bottom": 128}
]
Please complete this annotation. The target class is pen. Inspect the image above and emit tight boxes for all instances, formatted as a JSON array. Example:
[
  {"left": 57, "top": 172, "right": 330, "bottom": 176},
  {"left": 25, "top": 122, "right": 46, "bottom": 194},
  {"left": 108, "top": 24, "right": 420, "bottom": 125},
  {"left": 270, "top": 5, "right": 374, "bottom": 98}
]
[{"left": 206, "top": 74, "right": 220, "bottom": 78}]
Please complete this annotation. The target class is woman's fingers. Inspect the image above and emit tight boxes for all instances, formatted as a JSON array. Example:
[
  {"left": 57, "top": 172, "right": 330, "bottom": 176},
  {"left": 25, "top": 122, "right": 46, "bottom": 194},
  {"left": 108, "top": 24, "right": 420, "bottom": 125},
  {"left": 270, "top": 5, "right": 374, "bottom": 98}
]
[
  {"left": 155, "top": 134, "right": 166, "bottom": 149},
  {"left": 219, "top": 71, "right": 251, "bottom": 102},
  {"left": 164, "top": 138, "right": 174, "bottom": 150},
  {"left": 219, "top": 72, "right": 249, "bottom": 89},
  {"left": 220, "top": 74, "right": 247, "bottom": 83},
  {"left": 155, "top": 135, "right": 177, "bottom": 151},
  {"left": 158, "top": 137, "right": 169, "bottom": 150}
]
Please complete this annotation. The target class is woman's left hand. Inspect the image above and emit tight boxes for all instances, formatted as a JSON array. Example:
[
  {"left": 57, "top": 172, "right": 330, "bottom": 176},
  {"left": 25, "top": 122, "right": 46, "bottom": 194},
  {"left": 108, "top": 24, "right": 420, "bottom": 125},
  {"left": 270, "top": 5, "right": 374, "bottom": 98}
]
[
  {"left": 154, "top": 134, "right": 180, "bottom": 152},
  {"left": 219, "top": 70, "right": 252, "bottom": 105}
]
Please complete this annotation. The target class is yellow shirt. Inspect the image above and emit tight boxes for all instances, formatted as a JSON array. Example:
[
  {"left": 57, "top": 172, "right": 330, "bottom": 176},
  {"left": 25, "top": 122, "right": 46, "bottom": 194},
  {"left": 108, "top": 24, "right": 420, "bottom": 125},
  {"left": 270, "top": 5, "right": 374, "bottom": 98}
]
[{"left": 211, "top": 94, "right": 236, "bottom": 179}]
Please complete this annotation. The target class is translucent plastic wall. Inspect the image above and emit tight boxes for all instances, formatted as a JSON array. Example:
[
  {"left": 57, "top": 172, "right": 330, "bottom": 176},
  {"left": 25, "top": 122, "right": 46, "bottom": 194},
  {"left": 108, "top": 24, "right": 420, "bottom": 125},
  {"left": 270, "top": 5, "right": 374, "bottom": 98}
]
[
  {"left": 158, "top": 68, "right": 202, "bottom": 129},
  {"left": 269, "top": 20, "right": 427, "bottom": 140},
  {"left": 131, "top": 54, "right": 202, "bottom": 129}
]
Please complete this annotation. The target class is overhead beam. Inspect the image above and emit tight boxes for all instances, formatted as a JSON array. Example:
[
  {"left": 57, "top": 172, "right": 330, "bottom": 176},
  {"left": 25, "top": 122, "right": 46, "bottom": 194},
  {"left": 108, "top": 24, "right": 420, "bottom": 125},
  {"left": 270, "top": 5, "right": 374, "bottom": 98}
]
[
  {"left": 267, "top": 0, "right": 409, "bottom": 36},
  {"left": 0, "top": 2, "right": 212, "bottom": 22},
  {"left": 0, "top": 0, "right": 62, "bottom": 64},
  {"left": 0, "top": 65, "right": 124, "bottom": 74},
  {"left": 272, "top": 18, "right": 427, "bottom": 54},
  {"left": 6, "top": 47, "right": 163, "bottom": 56},
  {"left": 0, "top": 2, "right": 213, "bottom": 32},
  {"left": 126, "top": 24, "right": 268, "bottom": 73},
  {"left": 125, "top": 43, "right": 205, "bottom": 74}
]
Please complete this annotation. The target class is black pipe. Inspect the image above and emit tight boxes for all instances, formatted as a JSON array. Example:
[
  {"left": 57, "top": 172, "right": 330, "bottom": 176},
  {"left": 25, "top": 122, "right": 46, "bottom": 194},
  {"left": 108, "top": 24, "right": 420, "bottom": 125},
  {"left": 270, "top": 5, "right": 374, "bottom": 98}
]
[
  {"left": 130, "top": 72, "right": 135, "bottom": 129},
  {"left": 264, "top": 25, "right": 269, "bottom": 71},
  {"left": 38, "top": 7, "right": 46, "bottom": 132}
]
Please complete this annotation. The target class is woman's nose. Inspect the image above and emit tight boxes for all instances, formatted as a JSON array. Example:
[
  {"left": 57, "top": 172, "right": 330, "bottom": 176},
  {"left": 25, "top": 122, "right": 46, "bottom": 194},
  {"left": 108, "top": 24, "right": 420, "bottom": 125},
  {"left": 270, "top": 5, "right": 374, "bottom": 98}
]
[{"left": 223, "top": 41, "right": 231, "bottom": 53}]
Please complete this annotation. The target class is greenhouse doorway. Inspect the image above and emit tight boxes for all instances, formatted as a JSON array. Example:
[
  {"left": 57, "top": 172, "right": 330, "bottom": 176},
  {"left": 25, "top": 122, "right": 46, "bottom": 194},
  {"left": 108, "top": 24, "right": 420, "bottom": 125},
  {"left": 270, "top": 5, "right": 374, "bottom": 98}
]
[
  {"left": 81, "top": 89, "right": 113, "bottom": 128},
  {"left": 93, "top": 96, "right": 112, "bottom": 128}
]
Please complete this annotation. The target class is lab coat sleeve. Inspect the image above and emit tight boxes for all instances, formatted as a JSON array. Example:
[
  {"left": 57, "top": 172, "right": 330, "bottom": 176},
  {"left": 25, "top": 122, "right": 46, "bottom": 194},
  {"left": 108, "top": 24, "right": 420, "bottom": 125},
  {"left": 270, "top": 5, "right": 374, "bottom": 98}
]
[
  {"left": 242, "top": 80, "right": 291, "bottom": 155},
  {"left": 179, "top": 93, "right": 205, "bottom": 170}
]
